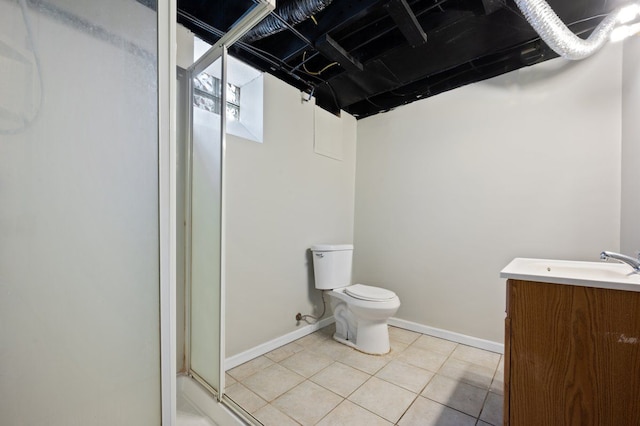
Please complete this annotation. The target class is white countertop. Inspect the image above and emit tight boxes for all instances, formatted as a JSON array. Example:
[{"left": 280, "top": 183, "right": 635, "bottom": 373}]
[{"left": 501, "top": 258, "right": 640, "bottom": 292}]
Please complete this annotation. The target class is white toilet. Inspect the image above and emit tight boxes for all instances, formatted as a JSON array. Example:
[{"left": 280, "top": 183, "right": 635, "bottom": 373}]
[{"left": 310, "top": 244, "right": 400, "bottom": 355}]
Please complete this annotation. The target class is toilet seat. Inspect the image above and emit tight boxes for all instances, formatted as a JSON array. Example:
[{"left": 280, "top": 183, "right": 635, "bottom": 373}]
[{"left": 344, "top": 284, "right": 396, "bottom": 301}]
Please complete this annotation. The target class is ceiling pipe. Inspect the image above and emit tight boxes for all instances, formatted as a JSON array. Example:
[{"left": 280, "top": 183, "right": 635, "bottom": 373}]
[
  {"left": 514, "top": 0, "right": 640, "bottom": 60},
  {"left": 191, "top": 0, "right": 275, "bottom": 75},
  {"left": 243, "top": 0, "right": 334, "bottom": 42}
]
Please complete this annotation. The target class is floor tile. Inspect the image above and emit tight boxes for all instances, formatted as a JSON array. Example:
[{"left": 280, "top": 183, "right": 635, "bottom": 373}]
[
  {"left": 490, "top": 371, "right": 504, "bottom": 395},
  {"left": 295, "top": 331, "right": 329, "bottom": 347},
  {"left": 388, "top": 326, "right": 421, "bottom": 345},
  {"left": 229, "top": 328, "right": 507, "bottom": 426},
  {"left": 339, "top": 348, "right": 390, "bottom": 375},
  {"left": 224, "top": 383, "right": 267, "bottom": 414},
  {"left": 438, "top": 357, "right": 495, "bottom": 389},
  {"left": 272, "top": 381, "right": 342, "bottom": 426},
  {"left": 227, "top": 356, "right": 274, "bottom": 382},
  {"left": 264, "top": 341, "right": 304, "bottom": 363},
  {"left": 479, "top": 391, "right": 503, "bottom": 425},
  {"left": 242, "top": 364, "right": 305, "bottom": 402},
  {"left": 491, "top": 356, "right": 504, "bottom": 395},
  {"left": 280, "top": 349, "right": 333, "bottom": 378},
  {"left": 450, "top": 345, "right": 501, "bottom": 370},
  {"left": 310, "top": 361, "right": 370, "bottom": 397},
  {"left": 410, "top": 334, "right": 457, "bottom": 355},
  {"left": 308, "top": 337, "right": 353, "bottom": 361},
  {"left": 375, "top": 360, "right": 434, "bottom": 393},
  {"left": 225, "top": 373, "right": 236, "bottom": 387},
  {"left": 377, "top": 338, "right": 409, "bottom": 362},
  {"left": 398, "top": 396, "right": 477, "bottom": 426},
  {"left": 421, "top": 374, "right": 487, "bottom": 417},
  {"left": 348, "top": 376, "right": 417, "bottom": 423},
  {"left": 396, "top": 345, "right": 449, "bottom": 373},
  {"left": 388, "top": 338, "right": 410, "bottom": 356},
  {"left": 317, "top": 400, "right": 392, "bottom": 426},
  {"left": 252, "top": 404, "right": 299, "bottom": 426}
]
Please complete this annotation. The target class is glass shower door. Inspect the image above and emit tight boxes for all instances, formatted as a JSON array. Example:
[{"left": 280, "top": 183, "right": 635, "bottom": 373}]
[
  {"left": 188, "top": 50, "right": 226, "bottom": 394},
  {"left": 0, "top": 0, "right": 164, "bottom": 424},
  {"left": 184, "top": 1, "right": 273, "bottom": 408}
]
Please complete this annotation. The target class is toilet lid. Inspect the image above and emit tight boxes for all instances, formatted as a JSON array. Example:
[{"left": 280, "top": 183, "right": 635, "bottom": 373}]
[{"left": 345, "top": 284, "right": 397, "bottom": 301}]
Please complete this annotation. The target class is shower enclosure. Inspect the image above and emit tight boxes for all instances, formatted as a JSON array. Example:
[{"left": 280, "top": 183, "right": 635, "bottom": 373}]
[
  {"left": 181, "top": 1, "right": 273, "bottom": 420},
  {"left": 0, "top": 0, "right": 174, "bottom": 424},
  {"left": 186, "top": 49, "right": 226, "bottom": 395}
]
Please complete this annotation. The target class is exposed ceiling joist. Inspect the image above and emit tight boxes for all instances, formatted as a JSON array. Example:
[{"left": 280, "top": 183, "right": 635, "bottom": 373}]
[
  {"left": 315, "top": 33, "right": 364, "bottom": 72},
  {"left": 384, "top": 0, "right": 428, "bottom": 47},
  {"left": 178, "top": 0, "right": 627, "bottom": 119}
]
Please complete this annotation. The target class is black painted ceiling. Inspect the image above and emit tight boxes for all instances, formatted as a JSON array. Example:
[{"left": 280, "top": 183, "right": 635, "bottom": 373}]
[{"left": 178, "top": 0, "right": 624, "bottom": 118}]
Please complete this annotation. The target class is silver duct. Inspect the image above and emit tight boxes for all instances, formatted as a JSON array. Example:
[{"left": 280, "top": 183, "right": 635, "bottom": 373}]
[
  {"left": 243, "top": 0, "right": 333, "bottom": 42},
  {"left": 514, "top": 0, "right": 640, "bottom": 60}
]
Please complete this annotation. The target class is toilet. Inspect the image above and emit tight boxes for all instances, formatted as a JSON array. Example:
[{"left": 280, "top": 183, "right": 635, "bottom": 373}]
[{"left": 310, "top": 244, "right": 400, "bottom": 355}]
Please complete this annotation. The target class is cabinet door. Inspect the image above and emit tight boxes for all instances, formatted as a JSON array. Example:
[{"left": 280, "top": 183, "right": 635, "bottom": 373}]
[{"left": 507, "top": 280, "right": 640, "bottom": 425}]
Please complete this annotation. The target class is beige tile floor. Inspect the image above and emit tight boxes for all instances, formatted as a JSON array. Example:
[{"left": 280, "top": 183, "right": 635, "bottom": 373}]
[{"left": 226, "top": 325, "right": 504, "bottom": 426}]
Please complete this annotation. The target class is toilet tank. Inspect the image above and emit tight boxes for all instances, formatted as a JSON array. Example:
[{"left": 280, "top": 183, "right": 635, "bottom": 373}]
[{"left": 310, "top": 244, "right": 353, "bottom": 290}]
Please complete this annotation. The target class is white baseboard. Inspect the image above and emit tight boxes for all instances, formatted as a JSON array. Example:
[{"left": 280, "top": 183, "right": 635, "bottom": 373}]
[
  {"left": 224, "top": 316, "right": 503, "bottom": 371},
  {"left": 225, "top": 316, "right": 335, "bottom": 370},
  {"left": 388, "top": 317, "right": 504, "bottom": 354}
]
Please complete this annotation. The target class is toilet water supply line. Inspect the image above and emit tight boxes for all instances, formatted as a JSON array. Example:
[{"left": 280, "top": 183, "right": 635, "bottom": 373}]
[
  {"left": 295, "top": 290, "right": 327, "bottom": 323},
  {"left": 513, "top": 0, "right": 640, "bottom": 60}
]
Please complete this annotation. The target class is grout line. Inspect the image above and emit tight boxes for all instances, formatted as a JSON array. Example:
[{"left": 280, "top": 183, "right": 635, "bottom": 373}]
[
  {"left": 419, "top": 393, "right": 483, "bottom": 424},
  {"left": 477, "top": 386, "right": 492, "bottom": 424},
  {"left": 312, "top": 327, "right": 408, "bottom": 424},
  {"left": 238, "top": 324, "right": 503, "bottom": 425},
  {"left": 394, "top": 390, "right": 421, "bottom": 425},
  {"left": 407, "top": 337, "right": 491, "bottom": 424}
]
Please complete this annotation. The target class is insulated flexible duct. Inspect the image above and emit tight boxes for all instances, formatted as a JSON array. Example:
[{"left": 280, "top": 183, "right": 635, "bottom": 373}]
[
  {"left": 243, "top": 0, "right": 333, "bottom": 42},
  {"left": 514, "top": 0, "right": 640, "bottom": 60}
]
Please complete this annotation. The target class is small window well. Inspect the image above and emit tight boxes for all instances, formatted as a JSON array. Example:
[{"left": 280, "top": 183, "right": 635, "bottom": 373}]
[
  {"left": 193, "top": 37, "right": 264, "bottom": 143},
  {"left": 193, "top": 73, "right": 241, "bottom": 121}
]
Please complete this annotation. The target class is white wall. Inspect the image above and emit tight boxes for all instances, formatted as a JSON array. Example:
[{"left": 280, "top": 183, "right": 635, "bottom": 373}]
[
  {"left": 622, "top": 37, "right": 640, "bottom": 255},
  {"left": 354, "top": 44, "right": 623, "bottom": 344},
  {"left": 0, "top": 1, "right": 161, "bottom": 424},
  {"left": 225, "top": 75, "right": 357, "bottom": 356}
]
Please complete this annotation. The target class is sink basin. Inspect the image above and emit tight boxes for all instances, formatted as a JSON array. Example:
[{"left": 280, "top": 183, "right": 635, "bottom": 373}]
[{"left": 501, "top": 258, "right": 640, "bottom": 291}]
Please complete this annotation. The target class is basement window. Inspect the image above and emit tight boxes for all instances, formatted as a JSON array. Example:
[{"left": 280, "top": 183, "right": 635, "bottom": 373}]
[
  {"left": 193, "top": 37, "right": 264, "bottom": 143},
  {"left": 193, "top": 73, "right": 241, "bottom": 121}
]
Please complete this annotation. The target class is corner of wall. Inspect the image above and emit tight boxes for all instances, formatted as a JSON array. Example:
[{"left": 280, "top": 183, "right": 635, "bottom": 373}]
[{"left": 621, "top": 37, "right": 640, "bottom": 254}]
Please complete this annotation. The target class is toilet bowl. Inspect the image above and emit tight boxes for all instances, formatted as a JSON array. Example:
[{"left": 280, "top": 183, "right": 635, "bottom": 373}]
[
  {"left": 328, "top": 284, "right": 400, "bottom": 354},
  {"left": 310, "top": 244, "right": 401, "bottom": 355}
]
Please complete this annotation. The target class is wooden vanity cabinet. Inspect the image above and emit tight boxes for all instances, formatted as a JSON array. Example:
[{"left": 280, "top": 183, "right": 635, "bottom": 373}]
[{"left": 504, "top": 279, "right": 640, "bottom": 426}]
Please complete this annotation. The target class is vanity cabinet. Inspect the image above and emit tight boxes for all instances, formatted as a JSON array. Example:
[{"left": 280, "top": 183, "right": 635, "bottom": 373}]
[{"left": 504, "top": 279, "right": 640, "bottom": 425}]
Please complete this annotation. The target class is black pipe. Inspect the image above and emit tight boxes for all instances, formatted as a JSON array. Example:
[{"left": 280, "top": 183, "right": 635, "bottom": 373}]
[{"left": 243, "top": 0, "right": 334, "bottom": 42}]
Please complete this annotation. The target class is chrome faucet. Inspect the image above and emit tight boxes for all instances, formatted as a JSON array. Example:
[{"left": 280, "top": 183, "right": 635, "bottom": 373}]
[{"left": 600, "top": 251, "right": 640, "bottom": 273}]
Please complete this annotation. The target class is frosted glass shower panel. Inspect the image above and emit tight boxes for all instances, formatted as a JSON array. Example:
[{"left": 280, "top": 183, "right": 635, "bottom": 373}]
[
  {"left": 0, "top": 0, "right": 161, "bottom": 424},
  {"left": 190, "top": 57, "right": 223, "bottom": 391}
]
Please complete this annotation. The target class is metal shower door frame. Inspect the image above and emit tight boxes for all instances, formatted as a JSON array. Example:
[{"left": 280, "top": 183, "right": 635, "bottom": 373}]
[{"left": 182, "top": 0, "right": 274, "bottom": 416}]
